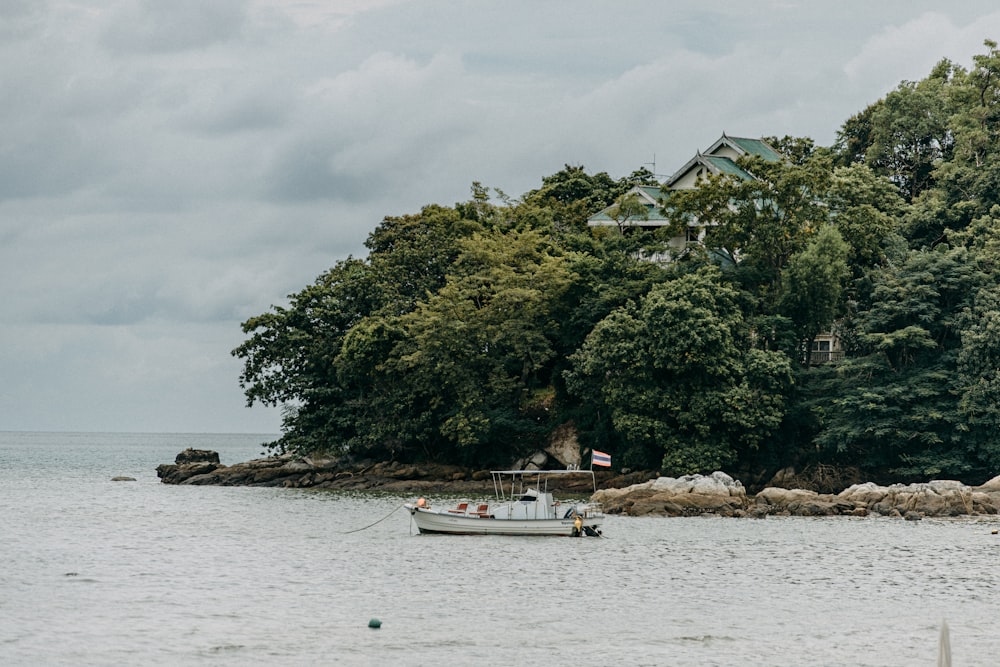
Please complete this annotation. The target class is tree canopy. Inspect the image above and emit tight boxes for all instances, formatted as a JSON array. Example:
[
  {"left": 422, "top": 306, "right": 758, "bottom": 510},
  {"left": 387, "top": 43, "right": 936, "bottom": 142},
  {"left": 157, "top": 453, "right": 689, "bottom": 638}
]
[{"left": 234, "top": 40, "right": 1000, "bottom": 487}]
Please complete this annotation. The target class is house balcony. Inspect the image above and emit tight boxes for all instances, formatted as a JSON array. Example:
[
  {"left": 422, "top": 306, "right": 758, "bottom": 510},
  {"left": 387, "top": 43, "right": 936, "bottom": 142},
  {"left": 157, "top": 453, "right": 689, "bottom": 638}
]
[{"left": 809, "top": 350, "right": 845, "bottom": 365}]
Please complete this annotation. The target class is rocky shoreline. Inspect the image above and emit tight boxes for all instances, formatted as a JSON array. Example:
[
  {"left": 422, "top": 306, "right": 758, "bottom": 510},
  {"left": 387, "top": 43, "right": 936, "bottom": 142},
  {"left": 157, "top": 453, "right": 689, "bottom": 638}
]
[
  {"left": 155, "top": 448, "right": 640, "bottom": 494},
  {"left": 592, "top": 471, "right": 1000, "bottom": 519},
  {"left": 156, "top": 449, "right": 1000, "bottom": 519}
]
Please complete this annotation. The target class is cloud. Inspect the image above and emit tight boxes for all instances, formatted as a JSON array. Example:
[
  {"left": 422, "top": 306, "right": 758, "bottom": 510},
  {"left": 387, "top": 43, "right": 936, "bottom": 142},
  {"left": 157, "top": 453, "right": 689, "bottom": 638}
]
[
  {"left": 100, "top": 0, "right": 249, "bottom": 54},
  {"left": 5, "top": 0, "right": 1000, "bottom": 433},
  {"left": 0, "top": 320, "right": 280, "bottom": 432},
  {"left": 845, "top": 10, "right": 1000, "bottom": 94}
]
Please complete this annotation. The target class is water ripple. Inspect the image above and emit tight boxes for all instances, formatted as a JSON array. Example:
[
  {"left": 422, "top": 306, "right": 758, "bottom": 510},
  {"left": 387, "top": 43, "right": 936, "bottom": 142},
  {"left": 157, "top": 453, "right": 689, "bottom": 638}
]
[{"left": 2, "top": 433, "right": 997, "bottom": 665}]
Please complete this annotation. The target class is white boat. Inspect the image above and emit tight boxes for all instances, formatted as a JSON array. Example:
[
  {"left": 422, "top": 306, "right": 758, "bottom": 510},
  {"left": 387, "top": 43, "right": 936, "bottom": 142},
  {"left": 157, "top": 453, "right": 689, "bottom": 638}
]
[{"left": 405, "top": 469, "right": 604, "bottom": 537}]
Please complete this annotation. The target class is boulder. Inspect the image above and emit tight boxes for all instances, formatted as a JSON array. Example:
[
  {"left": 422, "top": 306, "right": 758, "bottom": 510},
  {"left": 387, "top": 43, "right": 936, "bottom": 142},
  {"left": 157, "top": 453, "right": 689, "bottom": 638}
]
[
  {"left": 156, "top": 461, "right": 222, "bottom": 485},
  {"left": 174, "top": 448, "right": 220, "bottom": 465},
  {"left": 156, "top": 450, "right": 494, "bottom": 493},
  {"left": 867, "top": 481, "right": 974, "bottom": 517},
  {"left": 766, "top": 466, "right": 797, "bottom": 487},
  {"left": 524, "top": 451, "right": 549, "bottom": 471},
  {"left": 838, "top": 482, "right": 888, "bottom": 506},
  {"left": 756, "top": 487, "right": 817, "bottom": 506},
  {"left": 754, "top": 487, "right": 855, "bottom": 516},
  {"left": 975, "top": 474, "right": 1000, "bottom": 493},
  {"left": 649, "top": 471, "right": 746, "bottom": 498},
  {"left": 594, "top": 472, "right": 748, "bottom": 516},
  {"left": 545, "top": 422, "right": 582, "bottom": 469}
]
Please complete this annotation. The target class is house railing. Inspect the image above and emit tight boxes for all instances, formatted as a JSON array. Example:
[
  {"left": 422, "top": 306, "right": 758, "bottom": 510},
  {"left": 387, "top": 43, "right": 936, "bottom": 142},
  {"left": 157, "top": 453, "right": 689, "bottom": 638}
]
[{"left": 809, "top": 350, "right": 845, "bottom": 365}]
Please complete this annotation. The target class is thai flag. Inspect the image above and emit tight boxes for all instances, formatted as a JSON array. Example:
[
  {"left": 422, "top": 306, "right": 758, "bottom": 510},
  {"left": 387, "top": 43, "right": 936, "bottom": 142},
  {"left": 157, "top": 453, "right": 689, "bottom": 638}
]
[{"left": 592, "top": 450, "right": 612, "bottom": 467}]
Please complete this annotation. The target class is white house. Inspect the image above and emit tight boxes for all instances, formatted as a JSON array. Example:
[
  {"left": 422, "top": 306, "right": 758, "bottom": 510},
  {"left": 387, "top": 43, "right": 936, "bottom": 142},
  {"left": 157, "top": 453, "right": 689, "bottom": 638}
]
[
  {"left": 588, "top": 134, "right": 843, "bottom": 363},
  {"left": 587, "top": 133, "right": 781, "bottom": 260}
]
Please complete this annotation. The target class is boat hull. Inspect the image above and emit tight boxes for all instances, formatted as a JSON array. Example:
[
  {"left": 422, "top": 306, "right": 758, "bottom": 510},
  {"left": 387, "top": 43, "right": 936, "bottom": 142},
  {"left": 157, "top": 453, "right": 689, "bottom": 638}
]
[{"left": 406, "top": 505, "right": 601, "bottom": 537}]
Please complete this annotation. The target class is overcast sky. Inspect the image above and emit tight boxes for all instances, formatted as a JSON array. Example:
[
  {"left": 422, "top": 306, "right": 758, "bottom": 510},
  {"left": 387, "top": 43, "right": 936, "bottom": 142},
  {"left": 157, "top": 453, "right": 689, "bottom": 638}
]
[{"left": 3, "top": 1, "right": 1000, "bottom": 434}]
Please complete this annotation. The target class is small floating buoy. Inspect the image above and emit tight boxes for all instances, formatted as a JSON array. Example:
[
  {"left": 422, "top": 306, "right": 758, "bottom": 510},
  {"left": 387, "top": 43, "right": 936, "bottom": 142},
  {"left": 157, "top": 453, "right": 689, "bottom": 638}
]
[
  {"left": 368, "top": 618, "right": 382, "bottom": 629},
  {"left": 992, "top": 529, "right": 998, "bottom": 535}
]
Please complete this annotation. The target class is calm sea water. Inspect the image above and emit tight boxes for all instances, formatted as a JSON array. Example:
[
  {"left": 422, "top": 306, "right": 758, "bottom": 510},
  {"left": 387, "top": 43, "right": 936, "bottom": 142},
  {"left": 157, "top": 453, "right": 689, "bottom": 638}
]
[{"left": 2, "top": 431, "right": 998, "bottom": 666}]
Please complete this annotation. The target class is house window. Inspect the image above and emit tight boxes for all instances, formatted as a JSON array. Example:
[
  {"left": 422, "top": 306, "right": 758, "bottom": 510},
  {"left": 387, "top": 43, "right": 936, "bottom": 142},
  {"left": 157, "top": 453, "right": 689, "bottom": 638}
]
[{"left": 809, "top": 338, "right": 843, "bottom": 364}]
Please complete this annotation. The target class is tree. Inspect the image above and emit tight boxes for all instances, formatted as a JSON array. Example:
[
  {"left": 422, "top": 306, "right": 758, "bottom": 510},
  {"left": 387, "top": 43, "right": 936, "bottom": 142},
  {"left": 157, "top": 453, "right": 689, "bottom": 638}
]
[
  {"left": 233, "top": 258, "right": 379, "bottom": 454},
  {"left": 834, "top": 104, "right": 880, "bottom": 167},
  {"left": 664, "top": 150, "right": 833, "bottom": 309},
  {"left": 604, "top": 191, "right": 651, "bottom": 234},
  {"left": 522, "top": 165, "right": 628, "bottom": 231},
  {"left": 566, "top": 267, "right": 791, "bottom": 474},
  {"left": 861, "top": 61, "right": 958, "bottom": 202},
  {"left": 816, "top": 245, "right": 985, "bottom": 479},
  {"left": 932, "top": 40, "right": 1000, "bottom": 228},
  {"left": 379, "top": 227, "right": 576, "bottom": 463},
  {"left": 826, "top": 162, "right": 905, "bottom": 271},
  {"left": 364, "top": 203, "right": 484, "bottom": 314},
  {"left": 779, "top": 226, "right": 850, "bottom": 365},
  {"left": 233, "top": 199, "right": 487, "bottom": 456},
  {"left": 955, "top": 283, "right": 1000, "bottom": 475}
]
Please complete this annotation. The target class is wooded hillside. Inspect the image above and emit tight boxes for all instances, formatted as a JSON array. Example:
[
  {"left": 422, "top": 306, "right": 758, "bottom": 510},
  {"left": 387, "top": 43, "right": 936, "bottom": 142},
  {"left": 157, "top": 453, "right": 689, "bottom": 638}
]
[{"left": 234, "top": 41, "right": 1000, "bottom": 487}]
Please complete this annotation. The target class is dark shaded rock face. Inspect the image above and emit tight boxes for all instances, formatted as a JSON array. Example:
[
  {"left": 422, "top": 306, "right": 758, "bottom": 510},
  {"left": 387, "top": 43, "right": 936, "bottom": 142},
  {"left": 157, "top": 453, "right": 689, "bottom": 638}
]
[
  {"left": 155, "top": 450, "right": 641, "bottom": 494},
  {"left": 156, "top": 450, "right": 1000, "bottom": 521},
  {"left": 156, "top": 461, "right": 221, "bottom": 485},
  {"left": 156, "top": 451, "right": 492, "bottom": 492},
  {"left": 175, "top": 448, "right": 220, "bottom": 465}
]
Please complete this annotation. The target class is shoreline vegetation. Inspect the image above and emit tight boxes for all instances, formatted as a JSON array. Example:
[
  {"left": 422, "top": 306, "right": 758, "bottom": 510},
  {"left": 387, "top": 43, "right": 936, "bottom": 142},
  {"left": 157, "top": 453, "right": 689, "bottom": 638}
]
[
  {"left": 231, "top": 42, "right": 1000, "bottom": 489},
  {"left": 157, "top": 449, "right": 1000, "bottom": 519}
]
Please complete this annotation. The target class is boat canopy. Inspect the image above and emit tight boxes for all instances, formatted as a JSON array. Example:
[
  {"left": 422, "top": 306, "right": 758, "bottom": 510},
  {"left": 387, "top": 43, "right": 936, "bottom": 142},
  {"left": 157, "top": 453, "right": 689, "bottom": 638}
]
[{"left": 489, "top": 469, "right": 597, "bottom": 501}]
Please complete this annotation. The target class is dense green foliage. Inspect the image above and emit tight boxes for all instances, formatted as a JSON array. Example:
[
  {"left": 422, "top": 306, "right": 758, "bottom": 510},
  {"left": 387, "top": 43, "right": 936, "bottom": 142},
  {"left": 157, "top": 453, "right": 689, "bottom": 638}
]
[{"left": 235, "top": 41, "right": 1000, "bottom": 485}]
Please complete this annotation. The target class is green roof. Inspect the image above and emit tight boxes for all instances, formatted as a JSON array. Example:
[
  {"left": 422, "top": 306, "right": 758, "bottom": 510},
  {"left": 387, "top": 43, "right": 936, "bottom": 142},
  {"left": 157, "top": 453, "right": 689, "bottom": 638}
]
[
  {"left": 702, "top": 155, "right": 754, "bottom": 180},
  {"left": 587, "top": 186, "right": 671, "bottom": 225},
  {"left": 726, "top": 136, "right": 781, "bottom": 162}
]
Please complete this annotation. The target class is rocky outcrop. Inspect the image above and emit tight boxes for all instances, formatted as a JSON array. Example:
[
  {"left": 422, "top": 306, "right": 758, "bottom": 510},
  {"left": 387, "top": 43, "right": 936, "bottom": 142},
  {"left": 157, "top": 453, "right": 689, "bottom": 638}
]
[
  {"left": 155, "top": 449, "right": 1000, "bottom": 520},
  {"left": 155, "top": 450, "right": 618, "bottom": 493},
  {"left": 755, "top": 479, "right": 995, "bottom": 518},
  {"left": 593, "top": 472, "right": 750, "bottom": 517},
  {"left": 838, "top": 479, "right": 997, "bottom": 517},
  {"left": 597, "top": 473, "right": 1000, "bottom": 518},
  {"left": 174, "top": 448, "right": 220, "bottom": 465},
  {"left": 545, "top": 422, "right": 582, "bottom": 469},
  {"left": 755, "top": 487, "right": 860, "bottom": 517}
]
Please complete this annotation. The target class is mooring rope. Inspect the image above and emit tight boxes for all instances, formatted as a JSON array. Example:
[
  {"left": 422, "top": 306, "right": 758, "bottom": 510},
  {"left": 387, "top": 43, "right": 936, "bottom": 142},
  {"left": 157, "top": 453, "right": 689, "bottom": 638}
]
[{"left": 340, "top": 503, "right": 406, "bottom": 534}]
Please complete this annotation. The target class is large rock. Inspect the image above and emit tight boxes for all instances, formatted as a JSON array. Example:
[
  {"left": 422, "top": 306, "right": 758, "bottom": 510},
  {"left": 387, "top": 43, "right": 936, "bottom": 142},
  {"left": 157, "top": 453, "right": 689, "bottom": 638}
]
[
  {"left": 594, "top": 472, "right": 749, "bottom": 517},
  {"left": 545, "top": 422, "right": 581, "bottom": 469},
  {"left": 592, "top": 472, "right": 1000, "bottom": 518},
  {"left": 174, "top": 448, "right": 220, "bottom": 465},
  {"left": 156, "top": 451, "right": 495, "bottom": 493},
  {"left": 975, "top": 474, "right": 1000, "bottom": 493},
  {"left": 838, "top": 480, "right": 971, "bottom": 517},
  {"left": 650, "top": 471, "right": 746, "bottom": 497},
  {"left": 838, "top": 482, "right": 888, "bottom": 506},
  {"left": 756, "top": 487, "right": 856, "bottom": 516},
  {"left": 156, "top": 461, "right": 223, "bottom": 485}
]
